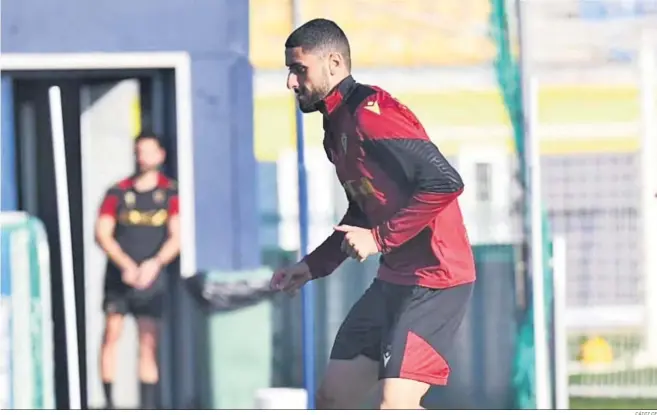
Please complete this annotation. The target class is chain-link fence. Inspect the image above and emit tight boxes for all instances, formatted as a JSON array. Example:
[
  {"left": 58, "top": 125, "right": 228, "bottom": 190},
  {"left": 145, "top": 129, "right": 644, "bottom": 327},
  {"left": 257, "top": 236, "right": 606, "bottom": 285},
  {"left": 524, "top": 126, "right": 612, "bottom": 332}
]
[{"left": 519, "top": 0, "right": 657, "bottom": 400}]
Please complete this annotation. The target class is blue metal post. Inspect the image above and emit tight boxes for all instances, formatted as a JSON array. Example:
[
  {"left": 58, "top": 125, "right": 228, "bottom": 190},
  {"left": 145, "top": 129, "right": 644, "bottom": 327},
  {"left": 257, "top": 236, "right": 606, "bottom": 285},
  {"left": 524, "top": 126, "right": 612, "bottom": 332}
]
[
  {"left": 1, "top": 77, "right": 18, "bottom": 212},
  {"left": 295, "top": 103, "right": 315, "bottom": 408},
  {"left": 0, "top": 75, "right": 17, "bottom": 410}
]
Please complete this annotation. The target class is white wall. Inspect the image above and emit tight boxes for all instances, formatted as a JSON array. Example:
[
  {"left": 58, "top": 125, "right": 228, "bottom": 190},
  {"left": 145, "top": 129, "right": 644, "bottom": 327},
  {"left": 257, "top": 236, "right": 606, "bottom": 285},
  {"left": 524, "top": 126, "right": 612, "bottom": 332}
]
[{"left": 80, "top": 79, "right": 140, "bottom": 409}]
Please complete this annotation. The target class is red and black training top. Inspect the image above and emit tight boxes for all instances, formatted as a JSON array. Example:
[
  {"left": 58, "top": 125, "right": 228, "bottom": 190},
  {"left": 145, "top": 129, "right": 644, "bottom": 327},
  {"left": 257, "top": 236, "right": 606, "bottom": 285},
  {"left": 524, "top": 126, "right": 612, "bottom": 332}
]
[
  {"left": 98, "top": 173, "right": 179, "bottom": 265},
  {"left": 303, "top": 76, "right": 476, "bottom": 289}
]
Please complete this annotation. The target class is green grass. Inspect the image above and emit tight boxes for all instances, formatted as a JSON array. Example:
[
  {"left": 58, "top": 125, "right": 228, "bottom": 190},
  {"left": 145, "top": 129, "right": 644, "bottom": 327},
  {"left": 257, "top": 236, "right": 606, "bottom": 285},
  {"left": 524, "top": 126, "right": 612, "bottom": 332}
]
[
  {"left": 570, "top": 397, "right": 657, "bottom": 409},
  {"left": 253, "top": 85, "right": 648, "bottom": 162},
  {"left": 570, "top": 368, "right": 657, "bottom": 386},
  {"left": 566, "top": 334, "right": 657, "bottom": 410}
]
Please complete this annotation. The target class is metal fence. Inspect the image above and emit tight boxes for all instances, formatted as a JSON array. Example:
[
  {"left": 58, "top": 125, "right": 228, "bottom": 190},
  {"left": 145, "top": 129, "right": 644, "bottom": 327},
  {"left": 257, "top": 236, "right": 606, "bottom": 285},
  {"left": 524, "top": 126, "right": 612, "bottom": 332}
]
[
  {"left": 520, "top": 0, "right": 657, "bottom": 399},
  {"left": 0, "top": 212, "right": 56, "bottom": 409}
]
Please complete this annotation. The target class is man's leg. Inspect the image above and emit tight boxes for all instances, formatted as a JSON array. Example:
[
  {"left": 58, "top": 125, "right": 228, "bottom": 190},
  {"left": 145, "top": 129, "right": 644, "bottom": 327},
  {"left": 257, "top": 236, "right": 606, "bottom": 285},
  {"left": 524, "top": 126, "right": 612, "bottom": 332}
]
[
  {"left": 316, "top": 281, "right": 385, "bottom": 409},
  {"left": 130, "top": 283, "right": 164, "bottom": 410},
  {"left": 136, "top": 317, "right": 159, "bottom": 409},
  {"left": 100, "top": 313, "right": 125, "bottom": 409},
  {"left": 379, "top": 378, "right": 430, "bottom": 409},
  {"left": 316, "top": 356, "right": 379, "bottom": 409},
  {"left": 378, "top": 282, "right": 474, "bottom": 409}
]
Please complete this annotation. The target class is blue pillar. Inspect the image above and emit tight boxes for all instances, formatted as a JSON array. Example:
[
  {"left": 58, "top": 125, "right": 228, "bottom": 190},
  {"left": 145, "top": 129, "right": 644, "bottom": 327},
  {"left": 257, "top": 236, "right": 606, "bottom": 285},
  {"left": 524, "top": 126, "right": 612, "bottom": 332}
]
[
  {"left": 1, "top": 76, "right": 17, "bottom": 211},
  {"left": 190, "top": 54, "right": 257, "bottom": 272}
]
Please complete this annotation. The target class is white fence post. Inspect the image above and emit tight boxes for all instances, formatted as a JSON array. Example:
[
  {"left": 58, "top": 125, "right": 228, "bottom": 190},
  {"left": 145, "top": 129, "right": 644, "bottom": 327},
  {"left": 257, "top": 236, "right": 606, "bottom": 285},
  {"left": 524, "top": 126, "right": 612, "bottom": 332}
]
[
  {"left": 639, "top": 30, "right": 657, "bottom": 364},
  {"left": 552, "top": 235, "right": 569, "bottom": 409}
]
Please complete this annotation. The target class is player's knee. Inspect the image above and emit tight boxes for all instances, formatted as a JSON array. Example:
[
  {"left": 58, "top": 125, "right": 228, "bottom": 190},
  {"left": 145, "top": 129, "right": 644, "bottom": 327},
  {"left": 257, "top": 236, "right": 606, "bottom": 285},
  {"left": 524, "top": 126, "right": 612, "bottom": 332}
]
[
  {"left": 138, "top": 330, "right": 156, "bottom": 347},
  {"left": 315, "top": 386, "right": 346, "bottom": 410},
  {"left": 103, "top": 329, "right": 120, "bottom": 347},
  {"left": 139, "top": 335, "right": 157, "bottom": 358},
  {"left": 139, "top": 341, "right": 156, "bottom": 361},
  {"left": 379, "top": 398, "right": 420, "bottom": 410},
  {"left": 379, "top": 394, "right": 425, "bottom": 410},
  {"left": 137, "top": 320, "right": 158, "bottom": 357},
  {"left": 103, "top": 318, "right": 123, "bottom": 346},
  {"left": 314, "top": 388, "right": 335, "bottom": 410},
  {"left": 379, "top": 378, "right": 429, "bottom": 410}
]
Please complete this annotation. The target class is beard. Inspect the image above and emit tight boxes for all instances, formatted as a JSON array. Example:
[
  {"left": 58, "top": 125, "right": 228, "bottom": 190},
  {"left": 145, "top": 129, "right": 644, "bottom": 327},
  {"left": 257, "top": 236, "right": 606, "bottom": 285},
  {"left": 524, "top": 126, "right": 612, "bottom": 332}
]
[
  {"left": 297, "top": 95, "right": 319, "bottom": 113},
  {"left": 297, "top": 91, "right": 322, "bottom": 113},
  {"left": 296, "top": 73, "right": 330, "bottom": 113}
]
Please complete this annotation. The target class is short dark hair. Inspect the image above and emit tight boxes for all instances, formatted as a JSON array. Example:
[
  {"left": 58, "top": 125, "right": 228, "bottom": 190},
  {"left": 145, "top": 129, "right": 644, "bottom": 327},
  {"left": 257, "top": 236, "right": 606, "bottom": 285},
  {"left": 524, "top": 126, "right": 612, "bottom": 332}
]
[
  {"left": 285, "top": 18, "right": 351, "bottom": 70},
  {"left": 134, "top": 131, "right": 163, "bottom": 147}
]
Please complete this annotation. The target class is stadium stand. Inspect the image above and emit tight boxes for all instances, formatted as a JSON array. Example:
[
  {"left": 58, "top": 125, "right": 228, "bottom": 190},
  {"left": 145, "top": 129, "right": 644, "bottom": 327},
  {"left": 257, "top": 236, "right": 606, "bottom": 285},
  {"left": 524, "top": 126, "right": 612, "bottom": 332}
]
[{"left": 249, "top": 0, "right": 495, "bottom": 69}]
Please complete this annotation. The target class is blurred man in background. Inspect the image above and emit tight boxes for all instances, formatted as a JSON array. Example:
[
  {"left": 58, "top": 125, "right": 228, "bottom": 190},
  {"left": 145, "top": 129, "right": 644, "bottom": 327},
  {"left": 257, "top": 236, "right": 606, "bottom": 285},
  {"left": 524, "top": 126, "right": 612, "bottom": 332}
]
[
  {"left": 95, "top": 132, "right": 180, "bottom": 409},
  {"left": 271, "top": 19, "right": 476, "bottom": 409}
]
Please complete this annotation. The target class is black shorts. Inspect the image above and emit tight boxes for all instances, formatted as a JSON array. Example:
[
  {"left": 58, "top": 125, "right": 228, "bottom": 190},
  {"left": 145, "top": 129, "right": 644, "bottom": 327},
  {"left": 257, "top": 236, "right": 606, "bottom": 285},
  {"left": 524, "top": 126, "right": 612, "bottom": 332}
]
[
  {"left": 330, "top": 279, "right": 473, "bottom": 386},
  {"left": 103, "top": 270, "right": 168, "bottom": 319}
]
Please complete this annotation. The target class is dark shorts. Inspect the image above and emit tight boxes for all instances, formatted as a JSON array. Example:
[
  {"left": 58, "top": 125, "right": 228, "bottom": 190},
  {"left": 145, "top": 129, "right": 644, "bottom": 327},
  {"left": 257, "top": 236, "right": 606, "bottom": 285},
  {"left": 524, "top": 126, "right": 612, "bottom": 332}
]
[
  {"left": 330, "top": 279, "right": 473, "bottom": 386},
  {"left": 103, "top": 270, "right": 168, "bottom": 319}
]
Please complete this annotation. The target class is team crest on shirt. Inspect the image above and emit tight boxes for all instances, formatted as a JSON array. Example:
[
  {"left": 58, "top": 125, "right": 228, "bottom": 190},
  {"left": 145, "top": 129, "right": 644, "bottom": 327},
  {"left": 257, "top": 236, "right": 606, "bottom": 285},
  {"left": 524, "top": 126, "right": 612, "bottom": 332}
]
[
  {"left": 153, "top": 189, "right": 165, "bottom": 204},
  {"left": 340, "top": 133, "right": 348, "bottom": 154},
  {"left": 364, "top": 101, "right": 380, "bottom": 115},
  {"left": 124, "top": 191, "right": 136, "bottom": 207},
  {"left": 151, "top": 209, "right": 168, "bottom": 226},
  {"left": 122, "top": 209, "right": 168, "bottom": 226}
]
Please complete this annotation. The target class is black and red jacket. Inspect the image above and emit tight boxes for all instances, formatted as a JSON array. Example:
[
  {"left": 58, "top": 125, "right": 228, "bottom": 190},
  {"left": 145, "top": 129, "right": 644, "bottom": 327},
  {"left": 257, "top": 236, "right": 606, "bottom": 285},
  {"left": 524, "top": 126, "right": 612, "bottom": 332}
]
[
  {"left": 99, "top": 172, "right": 179, "bottom": 266},
  {"left": 303, "top": 76, "right": 475, "bottom": 289}
]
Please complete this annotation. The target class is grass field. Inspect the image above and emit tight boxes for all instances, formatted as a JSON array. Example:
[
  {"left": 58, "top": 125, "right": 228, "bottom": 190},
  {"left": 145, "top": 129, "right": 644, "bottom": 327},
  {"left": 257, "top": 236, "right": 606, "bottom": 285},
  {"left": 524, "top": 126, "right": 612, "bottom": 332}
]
[
  {"left": 570, "top": 368, "right": 657, "bottom": 386},
  {"left": 567, "top": 335, "right": 657, "bottom": 409},
  {"left": 571, "top": 397, "right": 657, "bottom": 409},
  {"left": 253, "top": 85, "right": 648, "bottom": 162}
]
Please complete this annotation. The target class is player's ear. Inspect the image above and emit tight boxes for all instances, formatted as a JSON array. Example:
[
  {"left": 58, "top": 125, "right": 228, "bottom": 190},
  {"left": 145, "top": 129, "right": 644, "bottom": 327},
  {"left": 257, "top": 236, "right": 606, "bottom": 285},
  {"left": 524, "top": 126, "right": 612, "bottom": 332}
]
[{"left": 327, "top": 52, "right": 342, "bottom": 76}]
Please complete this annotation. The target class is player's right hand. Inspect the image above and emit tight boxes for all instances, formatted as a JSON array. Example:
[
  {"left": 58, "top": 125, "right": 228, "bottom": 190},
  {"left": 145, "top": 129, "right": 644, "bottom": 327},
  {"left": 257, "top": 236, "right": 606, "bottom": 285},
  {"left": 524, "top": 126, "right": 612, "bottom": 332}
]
[
  {"left": 270, "top": 261, "right": 312, "bottom": 296},
  {"left": 121, "top": 264, "right": 139, "bottom": 287}
]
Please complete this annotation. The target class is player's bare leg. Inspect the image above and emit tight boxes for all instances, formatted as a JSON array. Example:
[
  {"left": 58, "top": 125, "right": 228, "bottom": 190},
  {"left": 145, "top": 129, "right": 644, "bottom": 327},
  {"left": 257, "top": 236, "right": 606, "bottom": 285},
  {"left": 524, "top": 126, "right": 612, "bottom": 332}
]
[
  {"left": 315, "top": 356, "right": 379, "bottom": 409},
  {"left": 379, "top": 378, "right": 430, "bottom": 409},
  {"left": 100, "top": 313, "right": 124, "bottom": 408},
  {"left": 137, "top": 317, "right": 159, "bottom": 409}
]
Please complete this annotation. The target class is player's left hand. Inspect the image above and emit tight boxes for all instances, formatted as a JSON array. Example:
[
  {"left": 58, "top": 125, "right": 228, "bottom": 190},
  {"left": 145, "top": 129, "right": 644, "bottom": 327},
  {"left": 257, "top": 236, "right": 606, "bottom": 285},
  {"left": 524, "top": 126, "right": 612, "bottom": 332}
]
[
  {"left": 135, "top": 258, "right": 162, "bottom": 289},
  {"left": 334, "top": 225, "right": 379, "bottom": 262}
]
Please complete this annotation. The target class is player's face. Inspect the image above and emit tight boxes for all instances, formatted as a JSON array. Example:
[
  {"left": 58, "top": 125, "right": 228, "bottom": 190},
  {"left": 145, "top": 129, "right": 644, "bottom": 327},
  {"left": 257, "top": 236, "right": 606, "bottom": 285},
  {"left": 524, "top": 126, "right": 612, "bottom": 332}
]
[
  {"left": 135, "top": 138, "right": 165, "bottom": 173},
  {"left": 285, "top": 46, "right": 331, "bottom": 113}
]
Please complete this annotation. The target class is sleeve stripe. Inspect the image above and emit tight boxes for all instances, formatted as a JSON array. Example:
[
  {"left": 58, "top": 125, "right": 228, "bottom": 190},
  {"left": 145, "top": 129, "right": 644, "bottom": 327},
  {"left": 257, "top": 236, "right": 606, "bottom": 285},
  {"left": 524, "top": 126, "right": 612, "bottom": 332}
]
[
  {"left": 168, "top": 195, "right": 180, "bottom": 216},
  {"left": 99, "top": 193, "right": 119, "bottom": 217},
  {"left": 363, "top": 138, "right": 463, "bottom": 194}
]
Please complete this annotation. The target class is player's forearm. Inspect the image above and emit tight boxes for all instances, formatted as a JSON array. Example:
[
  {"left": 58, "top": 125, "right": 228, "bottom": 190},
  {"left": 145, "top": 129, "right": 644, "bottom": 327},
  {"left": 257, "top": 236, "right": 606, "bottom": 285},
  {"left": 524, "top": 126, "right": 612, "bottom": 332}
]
[
  {"left": 303, "top": 202, "right": 368, "bottom": 278},
  {"left": 97, "top": 236, "right": 136, "bottom": 270},
  {"left": 154, "top": 237, "right": 180, "bottom": 266},
  {"left": 372, "top": 189, "right": 462, "bottom": 253},
  {"left": 303, "top": 231, "right": 349, "bottom": 279}
]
